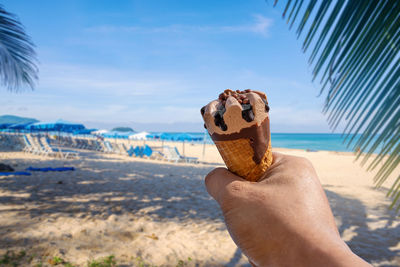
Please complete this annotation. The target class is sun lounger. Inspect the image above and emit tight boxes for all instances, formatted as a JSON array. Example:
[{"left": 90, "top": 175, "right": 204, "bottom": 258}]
[
  {"left": 173, "top": 147, "right": 198, "bottom": 163},
  {"left": 161, "top": 146, "right": 181, "bottom": 163},
  {"left": 102, "top": 141, "right": 114, "bottom": 153},
  {"left": 144, "top": 145, "right": 163, "bottom": 160},
  {"left": 85, "top": 139, "right": 103, "bottom": 151},
  {"left": 22, "top": 135, "right": 35, "bottom": 153},
  {"left": 88, "top": 139, "right": 103, "bottom": 151},
  {"left": 157, "top": 146, "right": 198, "bottom": 163},
  {"left": 0, "top": 134, "right": 23, "bottom": 151},
  {"left": 26, "top": 135, "right": 51, "bottom": 156},
  {"left": 40, "top": 137, "right": 79, "bottom": 159},
  {"left": 110, "top": 142, "right": 123, "bottom": 154},
  {"left": 117, "top": 143, "right": 128, "bottom": 155}
]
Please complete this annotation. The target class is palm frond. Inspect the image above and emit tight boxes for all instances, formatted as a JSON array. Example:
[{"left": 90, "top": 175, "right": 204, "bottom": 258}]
[
  {"left": 275, "top": 0, "right": 400, "bottom": 210},
  {"left": 0, "top": 5, "right": 38, "bottom": 91}
]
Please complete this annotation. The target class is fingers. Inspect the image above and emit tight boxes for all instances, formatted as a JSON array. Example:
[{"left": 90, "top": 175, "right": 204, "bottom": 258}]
[
  {"left": 271, "top": 151, "right": 284, "bottom": 164},
  {"left": 205, "top": 167, "right": 245, "bottom": 205},
  {"left": 257, "top": 152, "right": 285, "bottom": 182}
]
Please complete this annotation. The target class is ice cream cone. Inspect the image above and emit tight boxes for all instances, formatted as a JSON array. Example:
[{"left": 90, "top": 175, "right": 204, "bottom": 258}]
[
  {"left": 201, "top": 89, "right": 273, "bottom": 182},
  {"left": 214, "top": 138, "right": 272, "bottom": 182}
]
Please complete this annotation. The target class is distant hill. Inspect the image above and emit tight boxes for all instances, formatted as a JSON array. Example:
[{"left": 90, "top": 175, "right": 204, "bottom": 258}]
[
  {"left": 111, "top": 126, "right": 135, "bottom": 132},
  {"left": 0, "top": 115, "right": 39, "bottom": 124}
]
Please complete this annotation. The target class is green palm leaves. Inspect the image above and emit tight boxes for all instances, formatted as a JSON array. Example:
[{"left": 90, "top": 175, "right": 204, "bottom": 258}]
[
  {"left": 276, "top": 0, "right": 400, "bottom": 210},
  {"left": 0, "top": 5, "right": 38, "bottom": 91}
]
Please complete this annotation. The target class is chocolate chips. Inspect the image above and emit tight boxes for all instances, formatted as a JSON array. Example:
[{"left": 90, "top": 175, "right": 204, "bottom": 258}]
[
  {"left": 219, "top": 89, "right": 252, "bottom": 107},
  {"left": 241, "top": 104, "right": 255, "bottom": 122},
  {"left": 214, "top": 108, "right": 228, "bottom": 131},
  {"left": 210, "top": 89, "right": 269, "bottom": 130}
]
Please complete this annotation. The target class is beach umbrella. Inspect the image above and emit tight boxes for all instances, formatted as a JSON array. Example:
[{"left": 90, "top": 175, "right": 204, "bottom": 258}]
[
  {"left": 8, "top": 122, "right": 33, "bottom": 130},
  {"left": 28, "top": 119, "right": 85, "bottom": 133},
  {"left": 92, "top": 129, "right": 108, "bottom": 135},
  {"left": 102, "top": 131, "right": 131, "bottom": 139},
  {"left": 73, "top": 129, "right": 97, "bottom": 135},
  {"left": 7, "top": 122, "right": 34, "bottom": 133},
  {"left": 146, "top": 133, "right": 160, "bottom": 140},
  {"left": 160, "top": 133, "right": 174, "bottom": 141},
  {"left": 175, "top": 133, "right": 195, "bottom": 157},
  {"left": 129, "top": 131, "right": 149, "bottom": 140},
  {"left": 0, "top": 123, "right": 12, "bottom": 129},
  {"left": 175, "top": 133, "right": 194, "bottom": 142}
]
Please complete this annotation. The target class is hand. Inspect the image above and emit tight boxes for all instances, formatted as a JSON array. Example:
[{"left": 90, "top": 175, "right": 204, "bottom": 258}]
[{"left": 205, "top": 152, "right": 371, "bottom": 267}]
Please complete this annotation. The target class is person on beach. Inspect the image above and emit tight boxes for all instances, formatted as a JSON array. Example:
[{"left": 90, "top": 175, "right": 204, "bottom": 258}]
[{"left": 205, "top": 152, "right": 371, "bottom": 267}]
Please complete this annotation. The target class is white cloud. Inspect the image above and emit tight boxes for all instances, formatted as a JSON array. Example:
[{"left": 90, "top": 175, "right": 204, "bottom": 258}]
[
  {"left": 0, "top": 62, "right": 205, "bottom": 124},
  {"left": 85, "top": 14, "right": 273, "bottom": 36},
  {"left": 220, "top": 15, "right": 272, "bottom": 36},
  {"left": 37, "top": 63, "right": 190, "bottom": 97},
  {"left": 0, "top": 61, "right": 336, "bottom": 132},
  {"left": 251, "top": 15, "right": 273, "bottom": 35}
]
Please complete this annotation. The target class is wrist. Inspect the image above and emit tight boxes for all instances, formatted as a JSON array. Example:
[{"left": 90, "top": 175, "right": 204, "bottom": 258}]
[
  {"left": 301, "top": 237, "right": 369, "bottom": 267},
  {"left": 293, "top": 235, "right": 371, "bottom": 267},
  {"left": 256, "top": 233, "right": 370, "bottom": 267}
]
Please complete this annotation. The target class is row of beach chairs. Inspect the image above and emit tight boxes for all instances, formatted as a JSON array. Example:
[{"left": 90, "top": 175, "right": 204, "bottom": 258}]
[
  {"left": 53, "top": 136, "right": 198, "bottom": 163},
  {"left": 22, "top": 135, "right": 79, "bottom": 159},
  {"left": 58, "top": 136, "right": 104, "bottom": 151},
  {"left": 1, "top": 133, "right": 198, "bottom": 163},
  {"left": 102, "top": 142, "right": 198, "bottom": 164},
  {"left": 60, "top": 137, "right": 198, "bottom": 163},
  {"left": 123, "top": 144, "right": 198, "bottom": 163},
  {"left": 58, "top": 137, "right": 127, "bottom": 155},
  {"left": 0, "top": 133, "right": 24, "bottom": 151}
]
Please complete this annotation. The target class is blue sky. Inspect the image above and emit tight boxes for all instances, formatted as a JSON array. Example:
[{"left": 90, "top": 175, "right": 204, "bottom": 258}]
[{"left": 0, "top": 0, "right": 336, "bottom": 132}]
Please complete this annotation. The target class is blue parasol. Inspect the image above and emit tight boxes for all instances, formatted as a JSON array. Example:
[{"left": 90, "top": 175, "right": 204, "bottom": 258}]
[
  {"left": 0, "top": 123, "right": 13, "bottom": 129},
  {"left": 175, "top": 133, "right": 194, "bottom": 141},
  {"left": 160, "top": 132, "right": 174, "bottom": 141},
  {"left": 27, "top": 119, "right": 85, "bottom": 133},
  {"left": 102, "top": 131, "right": 131, "bottom": 139},
  {"left": 73, "top": 129, "right": 97, "bottom": 135},
  {"left": 8, "top": 122, "right": 34, "bottom": 130}
]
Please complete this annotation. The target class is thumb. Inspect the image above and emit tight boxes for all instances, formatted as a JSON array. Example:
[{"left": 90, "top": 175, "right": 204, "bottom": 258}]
[{"left": 205, "top": 167, "right": 245, "bottom": 205}]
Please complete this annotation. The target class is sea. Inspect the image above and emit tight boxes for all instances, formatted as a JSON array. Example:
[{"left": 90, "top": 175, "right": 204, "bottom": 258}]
[{"left": 182, "top": 132, "right": 377, "bottom": 153}]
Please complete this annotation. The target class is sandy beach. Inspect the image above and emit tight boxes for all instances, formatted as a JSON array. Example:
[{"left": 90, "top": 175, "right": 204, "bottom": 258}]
[{"left": 0, "top": 142, "right": 399, "bottom": 266}]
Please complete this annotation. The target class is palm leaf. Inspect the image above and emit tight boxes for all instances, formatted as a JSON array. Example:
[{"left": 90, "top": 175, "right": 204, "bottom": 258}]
[
  {"left": 274, "top": 0, "right": 400, "bottom": 210},
  {"left": 0, "top": 5, "right": 38, "bottom": 91}
]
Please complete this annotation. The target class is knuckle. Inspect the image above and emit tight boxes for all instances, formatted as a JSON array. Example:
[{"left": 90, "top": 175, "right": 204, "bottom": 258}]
[
  {"left": 226, "top": 180, "right": 247, "bottom": 195},
  {"left": 218, "top": 181, "right": 248, "bottom": 211}
]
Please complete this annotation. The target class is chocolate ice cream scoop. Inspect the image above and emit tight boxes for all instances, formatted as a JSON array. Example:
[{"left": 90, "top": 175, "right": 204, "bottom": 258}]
[
  {"left": 201, "top": 89, "right": 272, "bottom": 181},
  {"left": 201, "top": 89, "right": 269, "bottom": 134}
]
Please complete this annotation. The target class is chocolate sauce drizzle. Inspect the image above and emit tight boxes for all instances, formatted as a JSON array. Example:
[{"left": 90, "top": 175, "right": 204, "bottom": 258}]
[{"left": 211, "top": 117, "right": 270, "bottom": 164}]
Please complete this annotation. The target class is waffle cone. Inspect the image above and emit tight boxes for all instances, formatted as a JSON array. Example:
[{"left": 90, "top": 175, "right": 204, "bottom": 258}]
[{"left": 214, "top": 138, "right": 273, "bottom": 182}]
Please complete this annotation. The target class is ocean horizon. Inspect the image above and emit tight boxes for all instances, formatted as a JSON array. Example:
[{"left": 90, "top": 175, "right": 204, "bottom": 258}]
[{"left": 162, "top": 132, "right": 374, "bottom": 153}]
